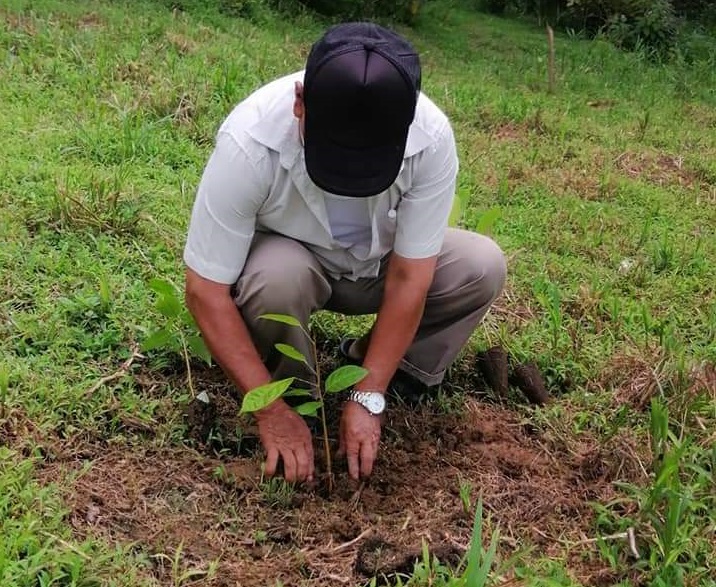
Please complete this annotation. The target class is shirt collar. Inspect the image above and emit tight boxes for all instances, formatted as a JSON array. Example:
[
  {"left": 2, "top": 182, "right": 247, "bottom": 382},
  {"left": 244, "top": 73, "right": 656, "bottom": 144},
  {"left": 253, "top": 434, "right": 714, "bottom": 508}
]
[{"left": 246, "top": 109, "right": 302, "bottom": 169}]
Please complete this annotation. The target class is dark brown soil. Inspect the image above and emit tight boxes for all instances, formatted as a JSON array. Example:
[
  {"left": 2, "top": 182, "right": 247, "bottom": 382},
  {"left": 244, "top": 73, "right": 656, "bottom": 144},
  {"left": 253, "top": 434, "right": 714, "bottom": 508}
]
[
  {"left": 511, "top": 362, "right": 550, "bottom": 405},
  {"left": 356, "top": 537, "right": 462, "bottom": 580},
  {"left": 26, "top": 368, "right": 633, "bottom": 587},
  {"left": 476, "top": 346, "right": 509, "bottom": 397}
]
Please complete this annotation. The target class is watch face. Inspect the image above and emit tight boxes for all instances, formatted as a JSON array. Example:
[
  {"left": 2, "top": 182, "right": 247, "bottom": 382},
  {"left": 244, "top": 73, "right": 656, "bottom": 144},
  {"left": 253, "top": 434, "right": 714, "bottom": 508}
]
[{"left": 365, "top": 393, "right": 385, "bottom": 414}]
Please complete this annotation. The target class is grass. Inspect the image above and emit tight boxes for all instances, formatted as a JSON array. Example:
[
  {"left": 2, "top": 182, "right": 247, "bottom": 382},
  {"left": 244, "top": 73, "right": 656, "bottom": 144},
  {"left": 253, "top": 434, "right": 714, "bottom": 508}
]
[{"left": 1, "top": 0, "right": 715, "bottom": 585}]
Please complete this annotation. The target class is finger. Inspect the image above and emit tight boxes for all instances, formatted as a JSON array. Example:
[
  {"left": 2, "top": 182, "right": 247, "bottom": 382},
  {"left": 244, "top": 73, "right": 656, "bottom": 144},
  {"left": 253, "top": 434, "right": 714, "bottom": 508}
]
[
  {"left": 336, "top": 436, "right": 345, "bottom": 459},
  {"left": 346, "top": 444, "right": 360, "bottom": 480},
  {"left": 359, "top": 440, "right": 377, "bottom": 479},
  {"left": 294, "top": 446, "right": 310, "bottom": 483},
  {"left": 281, "top": 449, "right": 298, "bottom": 483},
  {"left": 305, "top": 442, "right": 315, "bottom": 482},
  {"left": 264, "top": 448, "right": 279, "bottom": 478}
]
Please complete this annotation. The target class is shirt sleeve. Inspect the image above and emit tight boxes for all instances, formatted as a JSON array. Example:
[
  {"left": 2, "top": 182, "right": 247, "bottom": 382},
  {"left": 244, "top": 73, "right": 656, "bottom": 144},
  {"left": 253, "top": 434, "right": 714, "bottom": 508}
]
[
  {"left": 393, "top": 121, "right": 458, "bottom": 259},
  {"left": 183, "top": 131, "right": 268, "bottom": 284}
]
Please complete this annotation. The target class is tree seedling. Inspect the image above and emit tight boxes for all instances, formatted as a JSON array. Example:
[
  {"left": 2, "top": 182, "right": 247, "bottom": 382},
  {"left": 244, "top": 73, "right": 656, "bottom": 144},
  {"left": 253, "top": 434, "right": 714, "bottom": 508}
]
[{"left": 239, "top": 313, "right": 368, "bottom": 493}]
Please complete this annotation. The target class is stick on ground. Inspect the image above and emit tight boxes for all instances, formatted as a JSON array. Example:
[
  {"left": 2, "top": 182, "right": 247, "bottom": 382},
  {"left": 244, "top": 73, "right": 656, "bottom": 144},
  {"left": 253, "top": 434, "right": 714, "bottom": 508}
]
[{"left": 85, "top": 344, "right": 143, "bottom": 396}]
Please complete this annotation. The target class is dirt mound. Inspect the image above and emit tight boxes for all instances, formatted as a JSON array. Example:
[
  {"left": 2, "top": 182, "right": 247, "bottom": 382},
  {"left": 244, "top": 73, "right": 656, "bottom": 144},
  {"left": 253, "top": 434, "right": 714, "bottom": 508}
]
[{"left": 34, "top": 390, "right": 627, "bottom": 586}]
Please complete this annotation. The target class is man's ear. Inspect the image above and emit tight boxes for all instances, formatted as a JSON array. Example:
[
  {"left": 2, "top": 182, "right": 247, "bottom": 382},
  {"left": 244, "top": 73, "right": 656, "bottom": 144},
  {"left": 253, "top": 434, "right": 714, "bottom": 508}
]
[{"left": 293, "top": 81, "right": 304, "bottom": 119}]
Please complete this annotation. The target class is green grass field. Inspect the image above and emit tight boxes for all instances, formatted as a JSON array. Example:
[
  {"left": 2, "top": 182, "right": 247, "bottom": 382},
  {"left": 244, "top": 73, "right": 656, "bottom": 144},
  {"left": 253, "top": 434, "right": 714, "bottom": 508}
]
[{"left": 1, "top": 0, "right": 715, "bottom": 585}]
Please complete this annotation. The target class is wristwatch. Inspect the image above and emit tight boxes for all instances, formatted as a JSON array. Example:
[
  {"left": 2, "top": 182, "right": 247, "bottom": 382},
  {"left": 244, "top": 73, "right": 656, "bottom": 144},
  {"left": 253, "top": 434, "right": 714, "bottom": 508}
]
[{"left": 348, "top": 390, "right": 386, "bottom": 416}]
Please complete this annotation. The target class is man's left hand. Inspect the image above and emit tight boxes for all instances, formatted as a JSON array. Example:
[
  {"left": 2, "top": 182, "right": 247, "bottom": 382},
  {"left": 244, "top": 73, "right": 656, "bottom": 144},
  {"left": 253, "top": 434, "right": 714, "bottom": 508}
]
[{"left": 338, "top": 400, "right": 382, "bottom": 480}]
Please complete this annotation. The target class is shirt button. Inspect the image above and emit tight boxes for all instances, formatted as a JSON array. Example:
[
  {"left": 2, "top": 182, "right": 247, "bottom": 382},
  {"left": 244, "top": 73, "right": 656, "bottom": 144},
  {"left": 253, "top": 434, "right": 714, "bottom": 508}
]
[{"left": 387, "top": 209, "right": 397, "bottom": 219}]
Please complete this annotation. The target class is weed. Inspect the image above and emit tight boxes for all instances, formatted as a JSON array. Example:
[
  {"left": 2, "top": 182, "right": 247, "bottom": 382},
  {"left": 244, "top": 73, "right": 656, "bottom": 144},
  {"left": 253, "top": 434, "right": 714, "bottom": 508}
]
[
  {"left": 597, "top": 399, "right": 716, "bottom": 585},
  {"left": 0, "top": 448, "right": 148, "bottom": 584},
  {"left": 533, "top": 277, "right": 564, "bottom": 353},
  {"left": 636, "top": 109, "right": 651, "bottom": 141},
  {"left": 0, "top": 364, "right": 9, "bottom": 420},
  {"left": 651, "top": 234, "right": 675, "bottom": 273},
  {"left": 457, "top": 475, "right": 473, "bottom": 517},
  {"left": 151, "top": 542, "right": 218, "bottom": 586},
  {"left": 141, "top": 278, "right": 212, "bottom": 397},
  {"left": 259, "top": 473, "right": 296, "bottom": 509},
  {"left": 394, "top": 498, "right": 500, "bottom": 586},
  {"left": 51, "top": 170, "right": 142, "bottom": 236}
]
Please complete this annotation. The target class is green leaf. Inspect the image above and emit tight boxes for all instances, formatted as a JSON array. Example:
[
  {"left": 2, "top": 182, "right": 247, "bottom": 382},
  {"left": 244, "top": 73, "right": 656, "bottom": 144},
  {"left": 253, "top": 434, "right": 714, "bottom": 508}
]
[
  {"left": 448, "top": 184, "right": 470, "bottom": 227},
  {"left": 274, "top": 343, "right": 307, "bottom": 364},
  {"left": 325, "top": 365, "right": 369, "bottom": 393},
  {"left": 464, "top": 498, "right": 499, "bottom": 587},
  {"left": 240, "top": 378, "right": 294, "bottom": 414},
  {"left": 180, "top": 309, "right": 198, "bottom": 328},
  {"left": 148, "top": 278, "right": 177, "bottom": 298},
  {"left": 465, "top": 499, "right": 483, "bottom": 580},
  {"left": 141, "top": 328, "right": 173, "bottom": 352},
  {"left": 259, "top": 313, "right": 301, "bottom": 327},
  {"left": 283, "top": 388, "right": 314, "bottom": 398},
  {"left": 0, "top": 364, "right": 9, "bottom": 397},
  {"left": 187, "top": 334, "right": 212, "bottom": 365},
  {"left": 294, "top": 401, "right": 322, "bottom": 417},
  {"left": 476, "top": 206, "right": 502, "bottom": 236},
  {"left": 156, "top": 293, "right": 182, "bottom": 319},
  {"left": 475, "top": 528, "right": 500, "bottom": 586}
]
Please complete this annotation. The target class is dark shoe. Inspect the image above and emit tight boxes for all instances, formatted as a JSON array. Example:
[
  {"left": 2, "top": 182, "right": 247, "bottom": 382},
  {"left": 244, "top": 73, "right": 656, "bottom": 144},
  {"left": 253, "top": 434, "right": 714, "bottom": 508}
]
[
  {"left": 338, "top": 336, "right": 362, "bottom": 364},
  {"left": 387, "top": 370, "right": 433, "bottom": 406}
]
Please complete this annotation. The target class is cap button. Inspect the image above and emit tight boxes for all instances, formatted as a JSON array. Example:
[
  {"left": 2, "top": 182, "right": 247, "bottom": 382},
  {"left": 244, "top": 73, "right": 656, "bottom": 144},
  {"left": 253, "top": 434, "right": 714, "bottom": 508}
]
[{"left": 363, "top": 40, "right": 376, "bottom": 51}]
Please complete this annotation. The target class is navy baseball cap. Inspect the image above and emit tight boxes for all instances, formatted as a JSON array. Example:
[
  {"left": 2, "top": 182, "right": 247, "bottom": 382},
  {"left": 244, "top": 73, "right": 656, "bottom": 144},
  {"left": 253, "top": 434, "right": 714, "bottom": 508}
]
[{"left": 303, "top": 22, "right": 421, "bottom": 197}]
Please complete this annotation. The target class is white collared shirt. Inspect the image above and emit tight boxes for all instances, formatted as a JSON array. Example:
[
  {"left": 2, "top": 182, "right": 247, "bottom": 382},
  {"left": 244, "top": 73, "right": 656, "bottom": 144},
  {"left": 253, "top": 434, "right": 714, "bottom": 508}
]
[{"left": 183, "top": 71, "right": 458, "bottom": 283}]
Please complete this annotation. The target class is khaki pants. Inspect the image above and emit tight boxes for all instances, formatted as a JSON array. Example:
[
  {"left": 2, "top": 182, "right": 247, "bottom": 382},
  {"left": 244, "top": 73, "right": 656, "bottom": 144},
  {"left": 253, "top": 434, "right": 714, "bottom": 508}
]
[{"left": 233, "top": 229, "right": 507, "bottom": 387}]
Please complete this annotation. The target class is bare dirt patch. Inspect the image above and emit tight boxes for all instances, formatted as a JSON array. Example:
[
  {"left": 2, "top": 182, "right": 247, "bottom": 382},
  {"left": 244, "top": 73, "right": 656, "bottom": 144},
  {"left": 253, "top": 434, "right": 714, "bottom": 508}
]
[
  {"left": 615, "top": 150, "right": 704, "bottom": 189},
  {"left": 165, "top": 31, "right": 198, "bottom": 55},
  {"left": 492, "top": 122, "right": 529, "bottom": 142},
  {"left": 33, "top": 386, "right": 627, "bottom": 586},
  {"left": 600, "top": 348, "right": 666, "bottom": 411},
  {"left": 76, "top": 12, "right": 104, "bottom": 30}
]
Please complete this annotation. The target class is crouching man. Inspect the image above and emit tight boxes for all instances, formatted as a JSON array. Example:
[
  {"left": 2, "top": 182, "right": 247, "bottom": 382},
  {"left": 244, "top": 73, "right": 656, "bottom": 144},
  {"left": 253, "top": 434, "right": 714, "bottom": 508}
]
[{"left": 183, "top": 22, "right": 507, "bottom": 483}]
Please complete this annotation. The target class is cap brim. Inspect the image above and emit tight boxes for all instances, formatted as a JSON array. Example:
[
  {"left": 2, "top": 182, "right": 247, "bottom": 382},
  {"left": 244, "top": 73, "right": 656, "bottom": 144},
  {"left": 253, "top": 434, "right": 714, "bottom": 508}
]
[{"left": 304, "top": 129, "right": 407, "bottom": 198}]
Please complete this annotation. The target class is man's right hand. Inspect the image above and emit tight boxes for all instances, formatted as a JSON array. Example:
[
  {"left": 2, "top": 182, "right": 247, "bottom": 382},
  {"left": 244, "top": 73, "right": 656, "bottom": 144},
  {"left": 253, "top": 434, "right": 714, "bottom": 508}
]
[{"left": 254, "top": 400, "right": 315, "bottom": 483}]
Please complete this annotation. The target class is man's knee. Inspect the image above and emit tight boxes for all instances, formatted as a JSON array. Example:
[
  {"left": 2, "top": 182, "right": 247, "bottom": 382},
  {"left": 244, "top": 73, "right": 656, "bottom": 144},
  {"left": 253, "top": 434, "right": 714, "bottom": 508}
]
[
  {"left": 437, "top": 230, "right": 507, "bottom": 304},
  {"left": 471, "top": 234, "right": 507, "bottom": 302},
  {"left": 233, "top": 236, "right": 331, "bottom": 314}
]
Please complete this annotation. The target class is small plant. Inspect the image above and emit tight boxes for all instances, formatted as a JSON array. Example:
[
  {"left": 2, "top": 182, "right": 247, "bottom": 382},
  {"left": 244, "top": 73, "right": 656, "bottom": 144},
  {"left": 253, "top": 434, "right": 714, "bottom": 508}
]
[
  {"left": 141, "top": 278, "right": 212, "bottom": 398},
  {"left": 461, "top": 498, "right": 501, "bottom": 586},
  {"left": 458, "top": 475, "right": 474, "bottom": 517},
  {"left": 651, "top": 234, "right": 675, "bottom": 273},
  {"left": 533, "top": 277, "right": 564, "bottom": 353},
  {"left": 396, "top": 498, "right": 500, "bottom": 586},
  {"left": 51, "top": 171, "right": 142, "bottom": 235},
  {"left": 259, "top": 474, "right": 296, "bottom": 509},
  {"left": 597, "top": 399, "right": 713, "bottom": 585},
  {"left": 151, "top": 542, "right": 218, "bottom": 587},
  {"left": 0, "top": 364, "right": 9, "bottom": 420},
  {"left": 239, "top": 313, "right": 368, "bottom": 492},
  {"left": 639, "top": 399, "right": 694, "bottom": 583},
  {"left": 476, "top": 206, "right": 502, "bottom": 237}
]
